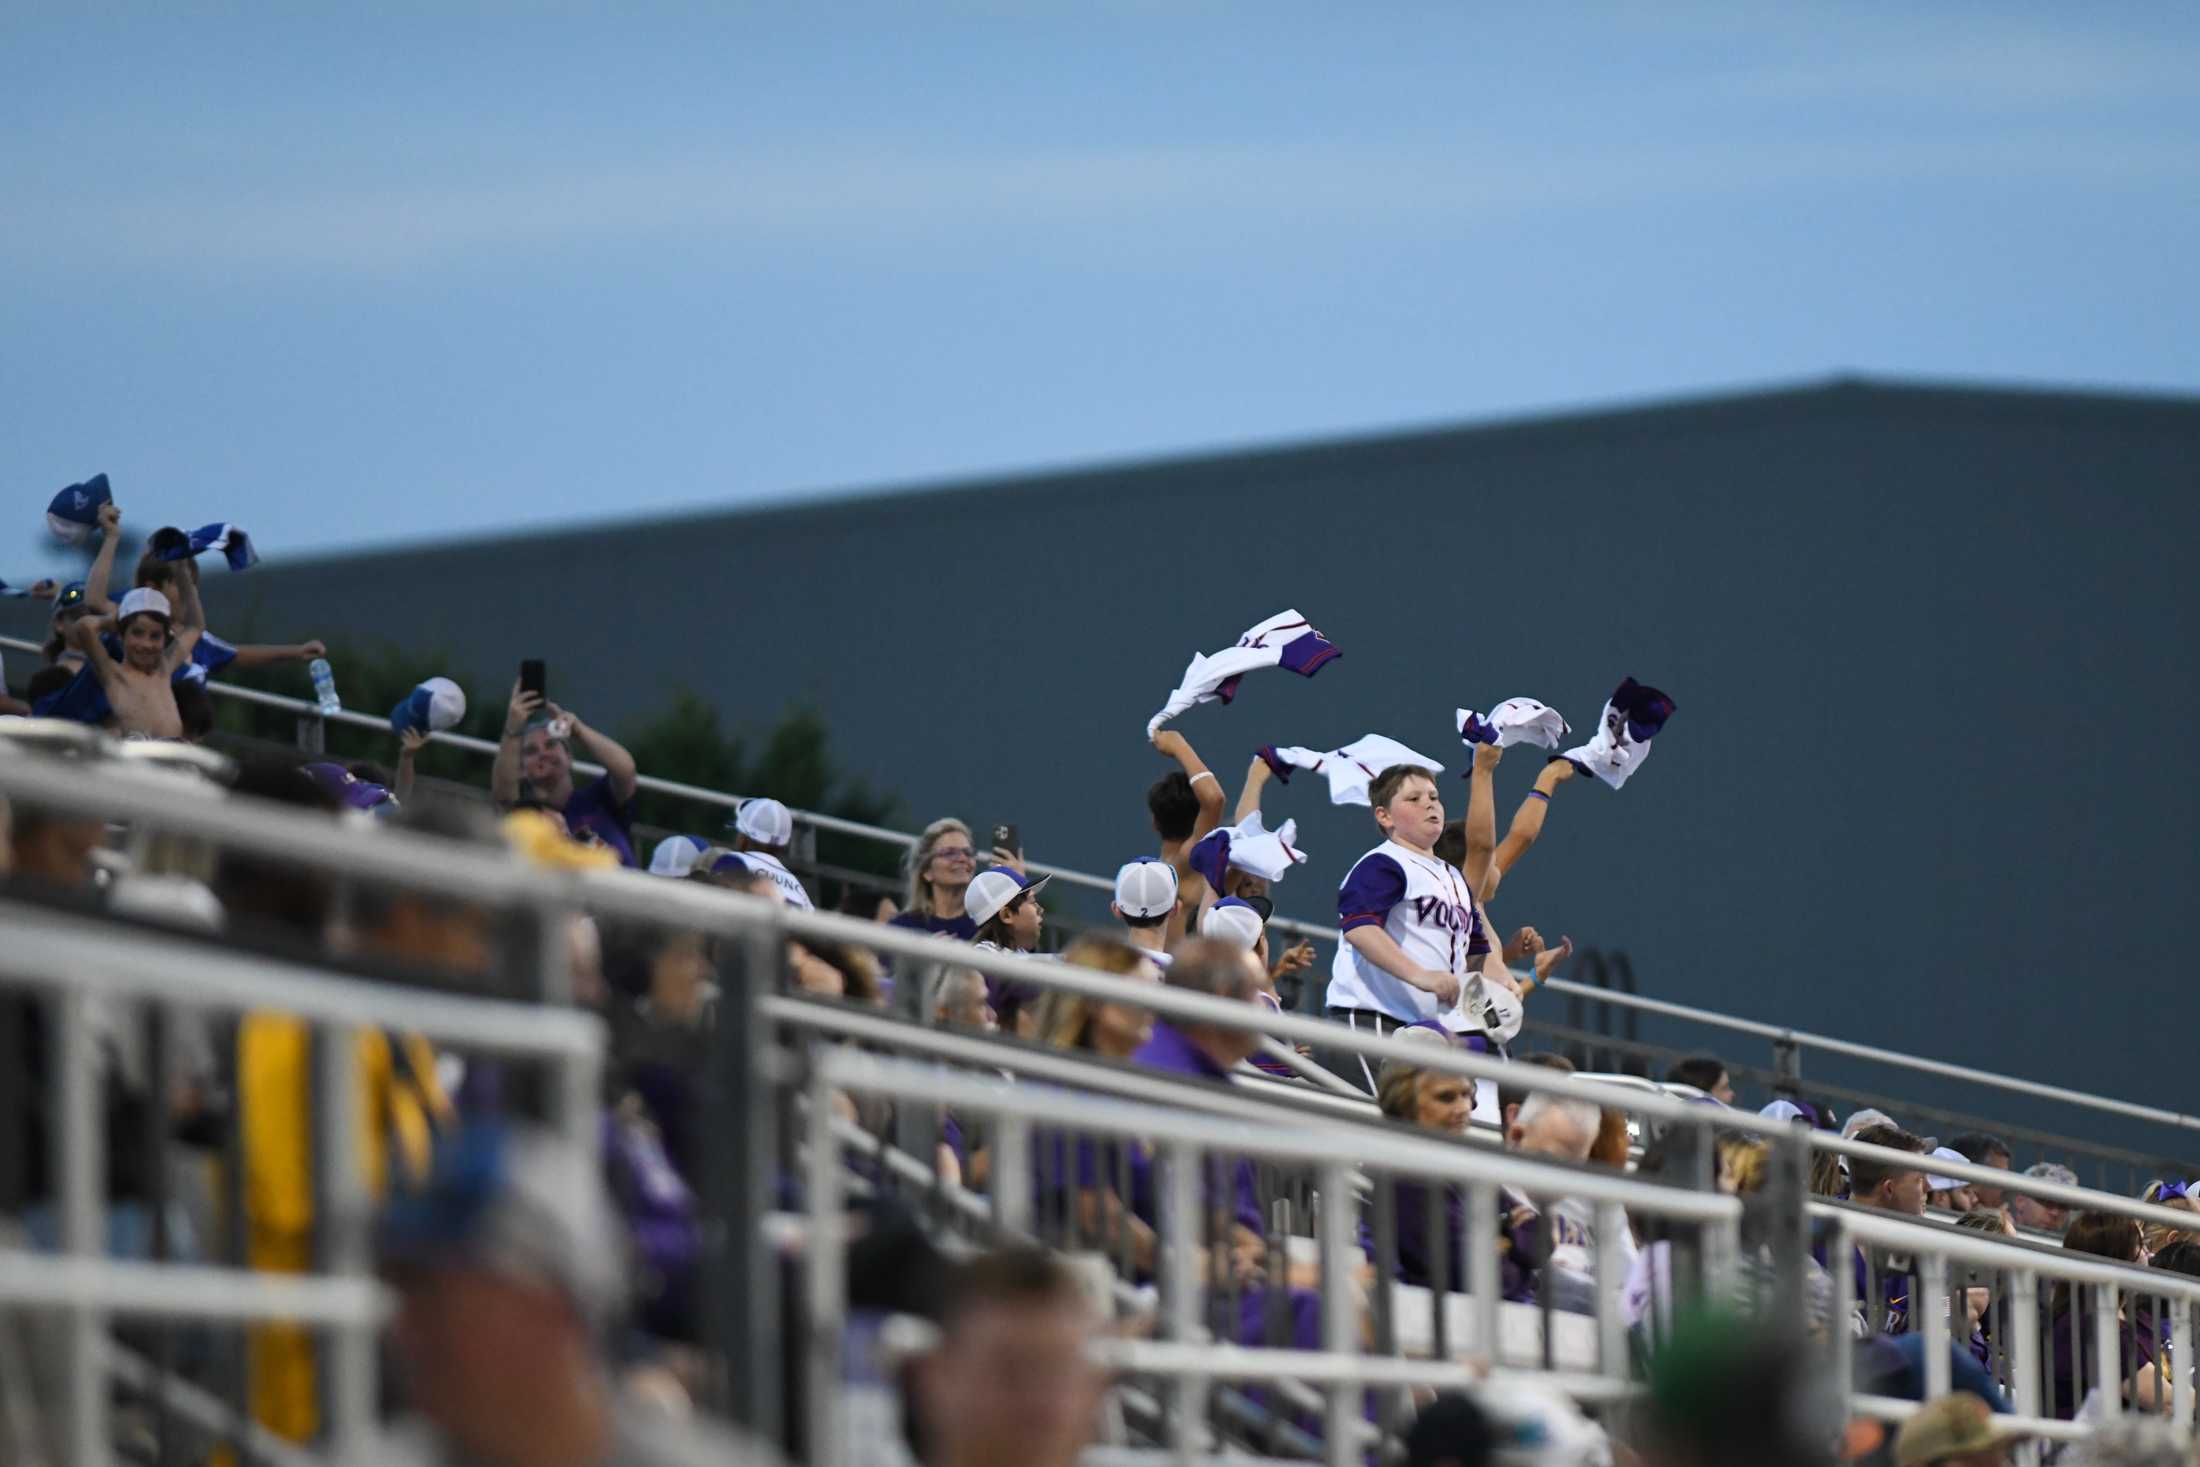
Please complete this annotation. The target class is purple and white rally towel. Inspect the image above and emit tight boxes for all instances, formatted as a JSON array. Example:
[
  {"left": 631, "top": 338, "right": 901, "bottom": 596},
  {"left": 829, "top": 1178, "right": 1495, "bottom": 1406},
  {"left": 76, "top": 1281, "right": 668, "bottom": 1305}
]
[
  {"left": 1457, "top": 697, "right": 1569, "bottom": 751},
  {"left": 150, "top": 523, "right": 258, "bottom": 572},
  {"left": 1557, "top": 677, "right": 1677, "bottom": 790},
  {"left": 1145, "top": 609, "right": 1340, "bottom": 740},
  {"left": 1265, "top": 734, "right": 1443, "bottom": 807},
  {"left": 1187, "top": 810, "right": 1308, "bottom": 891}
]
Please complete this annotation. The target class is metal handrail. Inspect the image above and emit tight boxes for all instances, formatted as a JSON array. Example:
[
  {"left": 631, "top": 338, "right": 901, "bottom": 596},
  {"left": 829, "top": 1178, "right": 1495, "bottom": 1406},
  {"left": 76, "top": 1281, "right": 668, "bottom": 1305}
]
[
  {"left": 5, "top": 627, "right": 2180, "bottom": 1144},
  {"left": 3, "top": 747, "right": 2194, "bottom": 1240}
]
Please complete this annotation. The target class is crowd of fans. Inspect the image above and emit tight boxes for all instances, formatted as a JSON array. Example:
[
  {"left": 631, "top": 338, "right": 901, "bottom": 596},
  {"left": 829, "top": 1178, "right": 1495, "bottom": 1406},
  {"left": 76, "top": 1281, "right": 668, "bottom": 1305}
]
[{"left": 6, "top": 490, "right": 2200, "bottom": 1466}]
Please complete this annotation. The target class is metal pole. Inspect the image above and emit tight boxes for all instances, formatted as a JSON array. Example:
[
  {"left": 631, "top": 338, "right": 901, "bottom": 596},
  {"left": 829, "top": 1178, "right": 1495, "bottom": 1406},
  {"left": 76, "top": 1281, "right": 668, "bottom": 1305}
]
[
  {"left": 706, "top": 923, "right": 785, "bottom": 1444},
  {"left": 56, "top": 990, "right": 107, "bottom": 1467},
  {"left": 1593, "top": 1201, "right": 1627, "bottom": 1381},
  {"left": 991, "top": 1115, "right": 1032, "bottom": 1236},
  {"left": 315, "top": 1027, "right": 372, "bottom": 1467},
  {"left": 1468, "top": 1181, "right": 1499, "bottom": 1365},
  {"left": 1161, "top": 1143, "right": 1204, "bottom": 1466},
  {"left": 1919, "top": 1252, "right": 1951, "bottom": 1397},
  {"left": 2093, "top": 1281, "right": 2121, "bottom": 1420},
  {"left": 1319, "top": 1163, "right": 1358, "bottom": 1467},
  {"left": 802, "top": 1066, "right": 844, "bottom": 1467}
]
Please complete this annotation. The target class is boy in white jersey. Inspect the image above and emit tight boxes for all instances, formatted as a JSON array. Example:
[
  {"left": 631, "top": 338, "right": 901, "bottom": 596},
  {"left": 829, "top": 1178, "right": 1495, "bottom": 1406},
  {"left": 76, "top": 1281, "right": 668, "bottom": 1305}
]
[{"left": 1320, "top": 764, "right": 1519, "bottom": 1093}]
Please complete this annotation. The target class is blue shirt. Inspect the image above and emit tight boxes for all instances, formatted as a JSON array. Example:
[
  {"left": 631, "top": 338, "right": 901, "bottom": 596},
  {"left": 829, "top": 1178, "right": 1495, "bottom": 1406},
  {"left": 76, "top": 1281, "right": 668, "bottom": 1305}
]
[
  {"left": 1131, "top": 1022, "right": 1263, "bottom": 1235},
  {"left": 563, "top": 774, "right": 636, "bottom": 867},
  {"left": 887, "top": 911, "right": 980, "bottom": 942}
]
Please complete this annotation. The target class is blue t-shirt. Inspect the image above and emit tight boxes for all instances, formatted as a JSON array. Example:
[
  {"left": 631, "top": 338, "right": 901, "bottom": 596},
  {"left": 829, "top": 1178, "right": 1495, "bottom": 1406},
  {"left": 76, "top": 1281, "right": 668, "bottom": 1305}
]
[{"left": 564, "top": 775, "right": 636, "bottom": 867}]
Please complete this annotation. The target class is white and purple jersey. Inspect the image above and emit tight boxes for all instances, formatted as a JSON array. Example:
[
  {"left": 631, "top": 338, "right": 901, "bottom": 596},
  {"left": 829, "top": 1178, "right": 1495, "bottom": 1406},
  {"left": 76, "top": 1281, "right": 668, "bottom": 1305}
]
[{"left": 1324, "top": 839, "right": 1486, "bottom": 1022}]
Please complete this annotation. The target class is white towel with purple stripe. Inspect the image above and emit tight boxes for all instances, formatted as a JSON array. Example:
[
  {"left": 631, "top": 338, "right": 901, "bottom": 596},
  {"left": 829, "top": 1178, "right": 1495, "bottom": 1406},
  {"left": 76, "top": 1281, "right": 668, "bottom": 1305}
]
[
  {"left": 1559, "top": 677, "right": 1677, "bottom": 791},
  {"left": 1456, "top": 697, "right": 1569, "bottom": 750},
  {"left": 1267, "top": 734, "right": 1443, "bottom": 807},
  {"left": 1145, "top": 609, "right": 1341, "bottom": 740}
]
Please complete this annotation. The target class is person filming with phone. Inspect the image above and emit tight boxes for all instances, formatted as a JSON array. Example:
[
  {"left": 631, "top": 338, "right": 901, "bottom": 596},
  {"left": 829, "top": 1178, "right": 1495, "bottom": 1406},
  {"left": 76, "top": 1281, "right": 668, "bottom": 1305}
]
[{"left": 490, "top": 661, "right": 642, "bottom": 866}]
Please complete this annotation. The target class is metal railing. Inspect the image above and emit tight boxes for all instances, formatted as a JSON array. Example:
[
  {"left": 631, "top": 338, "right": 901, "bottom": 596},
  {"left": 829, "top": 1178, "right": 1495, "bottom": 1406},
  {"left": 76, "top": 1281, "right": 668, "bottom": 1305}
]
[
  {"left": 1821, "top": 1201, "right": 2200, "bottom": 1449},
  {"left": 10, "top": 739, "right": 2200, "bottom": 1462},
  {"left": 6, "top": 627, "right": 2184, "bottom": 1158},
  {"left": 802, "top": 1046, "right": 1746, "bottom": 1467},
  {"left": 0, "top": 898, "right": 599, "bottom": 1467}
]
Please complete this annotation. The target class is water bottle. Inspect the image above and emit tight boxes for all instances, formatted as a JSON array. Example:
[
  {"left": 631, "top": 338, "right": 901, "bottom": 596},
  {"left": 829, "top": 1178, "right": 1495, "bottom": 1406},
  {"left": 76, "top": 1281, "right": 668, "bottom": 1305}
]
[{"left": 308, "top": 658, "right": 341, "bottom": 716}]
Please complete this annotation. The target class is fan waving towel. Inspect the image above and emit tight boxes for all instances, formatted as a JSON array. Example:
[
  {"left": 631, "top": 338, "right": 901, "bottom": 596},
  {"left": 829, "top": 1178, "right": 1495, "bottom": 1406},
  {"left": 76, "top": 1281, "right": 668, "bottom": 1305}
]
[
  {"left": 1557, "top": 677, "right": 1676, "bottom": 790},
  {"left": 1457, "top": 697, "right": 1569, "bottom": 750},
  {"left": 1187, "top": 811, "right": 1308, "bottom": 892},
  {"left": 1145, "top": 609, "right": 1340, "bottom": 739},
  {"left": 1267, "top": 734, "right": 1444, "bottom": 807},
  {"left": 149, "top": 523, "right": 258, "bottom": 572}
]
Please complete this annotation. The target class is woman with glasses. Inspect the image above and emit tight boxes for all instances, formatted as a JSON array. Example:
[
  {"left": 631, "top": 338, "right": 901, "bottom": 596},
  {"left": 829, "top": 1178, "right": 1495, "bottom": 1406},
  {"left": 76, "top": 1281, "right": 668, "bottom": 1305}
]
[{"left": 890, "top": 818, "right": 982, "bottom": 941}]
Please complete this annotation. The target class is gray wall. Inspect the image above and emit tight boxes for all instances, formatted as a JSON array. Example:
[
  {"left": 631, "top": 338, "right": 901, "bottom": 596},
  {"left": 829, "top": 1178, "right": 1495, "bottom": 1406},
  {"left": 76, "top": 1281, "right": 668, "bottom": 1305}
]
[{"left": 18, "top": 378, "right": 2199, "bottom": 1158}]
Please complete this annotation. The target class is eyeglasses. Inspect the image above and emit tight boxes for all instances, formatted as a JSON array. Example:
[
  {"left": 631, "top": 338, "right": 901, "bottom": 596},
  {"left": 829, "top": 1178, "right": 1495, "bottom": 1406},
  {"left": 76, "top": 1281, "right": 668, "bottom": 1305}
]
[{"left": 927, "top": 847, "right": 976, "bottom": 863}]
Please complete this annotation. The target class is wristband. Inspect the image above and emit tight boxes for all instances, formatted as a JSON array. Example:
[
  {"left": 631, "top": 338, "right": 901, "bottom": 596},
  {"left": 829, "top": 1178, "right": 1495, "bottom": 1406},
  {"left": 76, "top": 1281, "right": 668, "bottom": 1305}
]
[
  {"left": 1527, "top": 790, "right": 1550, "bottom": 803},
  {"left": 1188, "top": 771, "right": 1217, "bottom": 787}
]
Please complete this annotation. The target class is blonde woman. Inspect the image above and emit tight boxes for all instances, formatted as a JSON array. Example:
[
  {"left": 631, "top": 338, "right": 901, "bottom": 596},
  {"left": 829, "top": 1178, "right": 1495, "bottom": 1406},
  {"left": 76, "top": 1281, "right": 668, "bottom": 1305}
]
[
  {"left": 889, "top": 818, "right": 981, "bottom": 940},
  {"left": 1035, "top": 937, "right": 1161, "bottom": 1058}
]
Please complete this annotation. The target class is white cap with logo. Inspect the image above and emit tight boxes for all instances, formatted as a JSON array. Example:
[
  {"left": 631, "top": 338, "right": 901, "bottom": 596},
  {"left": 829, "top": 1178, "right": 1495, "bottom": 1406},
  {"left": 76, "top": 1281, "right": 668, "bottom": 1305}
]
[{"left": 1113, "top": 857, "right": 1179, "bottom": 920}]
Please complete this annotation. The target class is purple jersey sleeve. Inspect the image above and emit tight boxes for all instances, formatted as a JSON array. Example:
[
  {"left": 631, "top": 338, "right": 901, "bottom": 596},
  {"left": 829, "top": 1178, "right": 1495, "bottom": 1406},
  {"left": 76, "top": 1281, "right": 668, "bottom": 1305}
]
[{"left": 1337, "top": 852, "right": 1407, "bottom": 933}]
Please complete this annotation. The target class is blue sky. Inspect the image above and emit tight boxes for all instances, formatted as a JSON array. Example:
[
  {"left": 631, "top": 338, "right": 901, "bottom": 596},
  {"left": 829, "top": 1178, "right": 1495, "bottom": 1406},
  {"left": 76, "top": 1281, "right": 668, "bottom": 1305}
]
[{"left": 4, "top": 4, "right": 2195, "bottom": 568}]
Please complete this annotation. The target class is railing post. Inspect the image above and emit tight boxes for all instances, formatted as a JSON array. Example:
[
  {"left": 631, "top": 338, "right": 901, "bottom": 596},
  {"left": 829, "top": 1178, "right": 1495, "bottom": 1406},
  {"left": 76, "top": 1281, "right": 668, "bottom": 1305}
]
[
  {"left": 1160, "top": 1142, "right": 1205, "bottom": 1466},
  {"left": 705, "top": 923, "right": 785, "bottom": 1446},
  {"left": 55, "top": 988, "right": 107, "bottom": 1467},
  {"left": 802, "top": 1062, "right": 845, "bottom": 1467},
  {"left": 1319, "top": 1163, "right": 1359, "bottom": 1467},
  {"left": 2177, "top": 1299, "right": 2196, "bottom": 1428},
  {"left": 1594, "top": 1201, "right": 1628, "bottom": 1382},
  {"left": 2093, "top": 1280, "right": 2121, "bottom": 1420},
  {"left": 294, "top": 715, "right": 323, "bottom": 757},
  {"left": 991, "top": 1115, "right": 1032, "bottom": 1237},
  {"left": 1468, "top": 1180, "right": 1500, "bottom": 1366},
  {"left": 1918, "top": 1252, "right": 1951, "bottom": 1398},
  {"left": 315, "top": 1024, "right": 373, "bottom": 1467}
]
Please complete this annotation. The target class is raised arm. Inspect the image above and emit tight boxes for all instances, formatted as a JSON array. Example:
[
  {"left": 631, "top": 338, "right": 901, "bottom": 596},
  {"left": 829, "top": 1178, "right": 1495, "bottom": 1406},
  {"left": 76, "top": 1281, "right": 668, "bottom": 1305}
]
[
  {"left": 1480, "top": 759, "right": 1576, "bottom": 902},
  {"left": 161, "top": 562, "right": 205, "bottom": 670},
  {"left": 1233, "top": 752, "right": 1272, "bottom": 824},
  {"left": 556, "top": 704, "right": 639, "bottom": 804},
  {"left": 491, "top": 681, "right": 538, "bottom": 806},
  {"left": 1461, "top": 742, "right": 1501, "bottom": 891},
  {"left": 1152, "top": 730, "right": 1225, "bottom": 853},
  {"left": 393, "top": 727, "right": 426, "bottom": 804},
  {"left": 82, "top": 503, "right": 125, "bottom": 612},
  {"left": 225, "top": 639, "right": 326, "bottom": 671},
  {"left": 67, "top": 613, "right": 123, "bottom": 690}
]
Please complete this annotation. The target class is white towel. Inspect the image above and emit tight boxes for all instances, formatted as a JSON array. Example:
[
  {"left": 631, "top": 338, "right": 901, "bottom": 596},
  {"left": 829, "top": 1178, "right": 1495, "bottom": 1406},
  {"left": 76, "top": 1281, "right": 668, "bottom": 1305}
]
[
  {"left": 1187, "top": 811, "right": 1307, "bottom": 890},
  {"left": 1145, "top": 609, "right": 1341, "bottom": 739},
  {"left": 1559, "top": 678, "right": 1677, "bottom": 791},
  {"left": 1456, "top": 697, "right": 1569, "bottom": 751},
  {"left": 1268, "top": 734, "right": 1444, "bottom": 807}
]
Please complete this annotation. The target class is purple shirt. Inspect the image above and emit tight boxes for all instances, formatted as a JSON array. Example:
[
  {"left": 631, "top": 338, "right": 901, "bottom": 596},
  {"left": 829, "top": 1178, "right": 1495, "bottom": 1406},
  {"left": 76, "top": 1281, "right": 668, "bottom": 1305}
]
[
  {"left": 1132, "top": 1022, "right": 1263, "bottom": 1235},
  {"left": 564, "top": 774, "right": 636, "bottom": 867},
  {"left": 888, "top": 910, "right": 980, "bottom": 941}
]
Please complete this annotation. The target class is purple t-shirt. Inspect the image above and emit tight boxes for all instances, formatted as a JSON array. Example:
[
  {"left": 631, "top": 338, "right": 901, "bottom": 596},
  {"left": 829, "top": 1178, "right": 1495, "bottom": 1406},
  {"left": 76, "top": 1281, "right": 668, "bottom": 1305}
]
[
  {"left": 564, "top": 775, "right": 636, "bottom": 867},
  {"left": 888, "top": 910, "right": 980, "bottom": 941}
]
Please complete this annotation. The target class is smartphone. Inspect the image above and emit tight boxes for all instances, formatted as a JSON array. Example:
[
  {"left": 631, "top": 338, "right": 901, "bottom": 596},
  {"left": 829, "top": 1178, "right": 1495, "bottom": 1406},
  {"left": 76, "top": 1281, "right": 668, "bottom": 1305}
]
[
  {"left": 519, "top": 658, "right": 547, "bottom": 701},
  {"left": 991, "top": 823, "right": 1020, "bottom": 859}
]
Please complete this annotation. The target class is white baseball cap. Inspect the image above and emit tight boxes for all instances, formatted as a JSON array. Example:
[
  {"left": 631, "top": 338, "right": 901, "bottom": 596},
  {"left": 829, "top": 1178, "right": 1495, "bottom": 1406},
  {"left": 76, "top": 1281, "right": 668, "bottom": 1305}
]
[
  {"left": 1842, "top": 1107, "right": 1897, "bottom": 1141},
  {"left": 1113, "top": 857, "right": 1178, "bottom": 920},
  {"left": 732, "top": 797, "right": 794, "bottom": 847},
  {"left": 966, "top": 866, "right": 1050, "bottom": 927},
  {"left": 116, "top": 586, "right": 172, "bottom": 624},
  {"left": 1200, "top": 897, "right": 1265, "bottom": 951},
  {"left": 1925, "top": 1147, "right": 1972, "bottom": 1192},
  {"left": 648, "top": 834, "right": 710, "bottom": 878},
  {"left": 1442, "top": 973, "right": 1524, "bottom": 1043}
]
